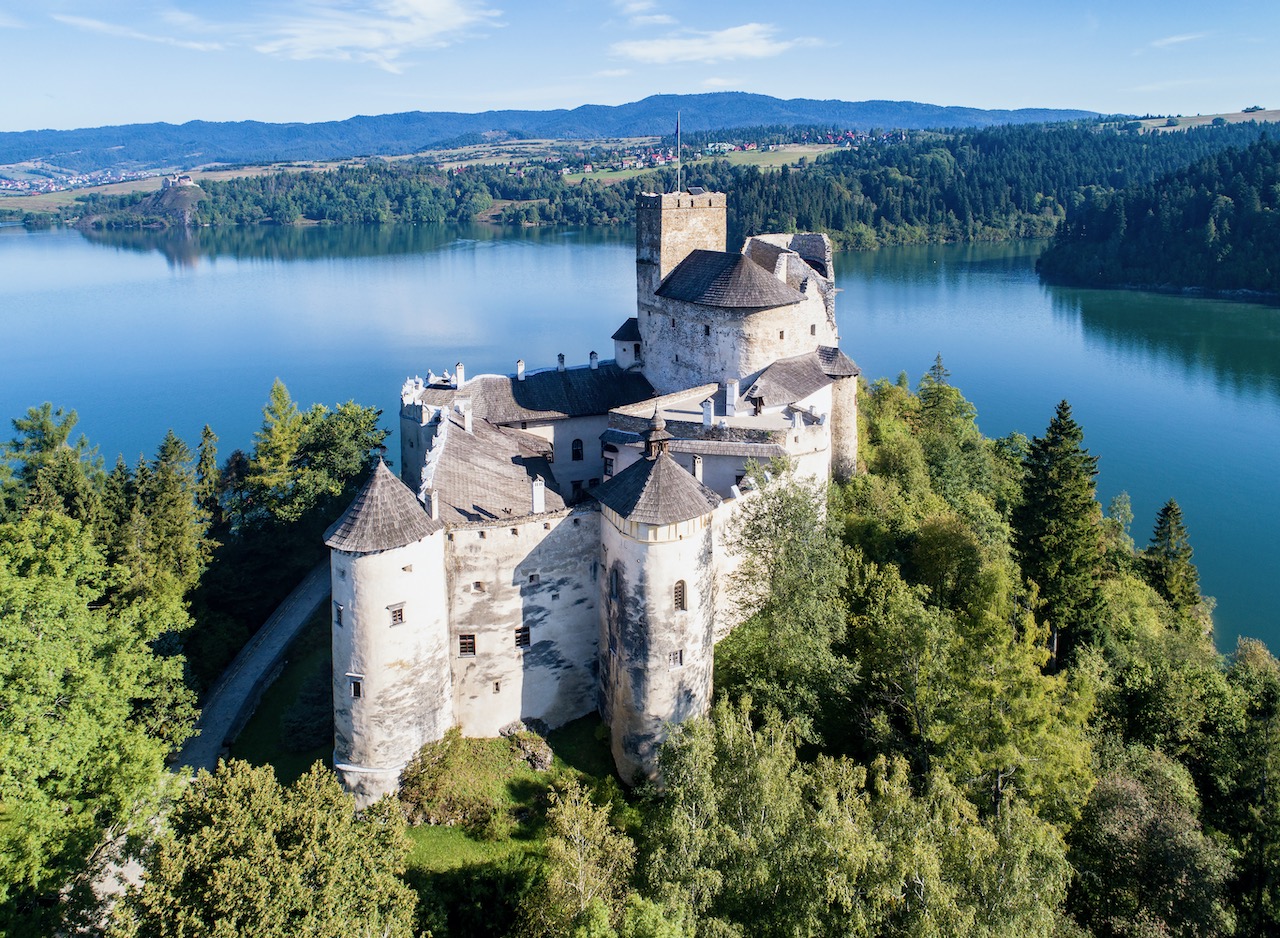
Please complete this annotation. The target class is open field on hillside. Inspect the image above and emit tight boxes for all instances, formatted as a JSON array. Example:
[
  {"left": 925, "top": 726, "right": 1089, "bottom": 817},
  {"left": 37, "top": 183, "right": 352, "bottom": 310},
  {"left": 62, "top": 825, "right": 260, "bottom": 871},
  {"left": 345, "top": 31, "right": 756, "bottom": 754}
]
[{"left": 1132, "top": 108, "right": 1280, "bottom": 132}]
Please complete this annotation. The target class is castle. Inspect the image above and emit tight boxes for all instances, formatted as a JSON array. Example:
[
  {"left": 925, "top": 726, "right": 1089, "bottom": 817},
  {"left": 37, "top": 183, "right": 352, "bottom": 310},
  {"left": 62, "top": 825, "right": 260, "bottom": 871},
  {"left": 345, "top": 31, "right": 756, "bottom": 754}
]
[{"left": 323, "top": 189, "right": 860, "bottom": 803}]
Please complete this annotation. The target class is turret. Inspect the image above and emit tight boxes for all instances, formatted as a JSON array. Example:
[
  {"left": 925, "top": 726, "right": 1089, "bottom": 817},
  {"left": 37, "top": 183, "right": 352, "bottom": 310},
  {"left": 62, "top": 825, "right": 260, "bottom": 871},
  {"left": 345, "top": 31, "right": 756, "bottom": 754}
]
[
  {"left": 325, "top": 460, "right": 452, "bottom": 805},
  {"left": 594, "top": 412, "right": 722, "bottom": 783}
]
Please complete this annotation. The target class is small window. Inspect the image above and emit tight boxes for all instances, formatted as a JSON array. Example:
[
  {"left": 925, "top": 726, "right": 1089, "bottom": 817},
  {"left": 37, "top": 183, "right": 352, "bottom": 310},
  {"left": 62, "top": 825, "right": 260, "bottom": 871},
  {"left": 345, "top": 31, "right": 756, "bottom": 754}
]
[
  {"left": 668, "top": 649, "right": 684, "bottom": 669},
  {"left": 589, "top": 478, "right": 599, "bottom": 488},
  {"left": 572, "top": 439, "right": 584, "bottom": 461},
  {"left": 634, "top": 343, "right": 641, "bottom": 356},
  {"left": 604, "top": 457, "right": 614, "bottom": 476},
  {"left": 671, "top": 317, "right": 676, "bottom": 327},
  {"left": 511, "top": 528, "right": 519, "bottom": 535},
  {"left": 493, "top": 681, "right": 501, "bottom": 693},
  {"left": 473, "top": 581, "right": 485, "bottom": 592},
  {"left": 516, "top": 625, "right": 531, "bottom": 648},
  {"left": 703, "top": 324, "right": 711, "bottom": 337},
  {"left": 528, "top": 573, "right": 540, "bottom": 584},
  {"left": 402, "top": 564, "right": 413, "bottom": 572},
  {"left": 779, "top": 330, "right": 785, "bottom": 340},
  {"left": 459, "top": 634, "right": 476, "bottom": 656},
  {"left": 478, "top": 530, "right": 486, "bottom": 539},
  {"left": 610, "top": 568, "right": 620, "bottom": 599},
  {"left": 351, "top": 679, "right": 363, "bottom": 698},
  {"left": 810, "top": 324, "right": 817, "bottom": 336},
  {"left": 521, "top": 421, "right": 528, "bottom": 429},
  {"left": 389, "top": 604, "right": 405, "bottom": 626},
  {"left": 334, "top": 602, "right": 344, "bottom": 627},
  {"left": 674, "top": 580, "right": 687, "bottom": 611}
]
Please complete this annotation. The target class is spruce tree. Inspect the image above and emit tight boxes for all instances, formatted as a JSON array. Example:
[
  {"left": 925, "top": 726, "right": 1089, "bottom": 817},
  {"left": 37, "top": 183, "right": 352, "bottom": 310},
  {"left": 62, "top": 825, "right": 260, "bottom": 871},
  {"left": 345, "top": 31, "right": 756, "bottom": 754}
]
[
  {"left": 1012, "top": 400, "right": 1105, "bottom": 666},
  {"left": 1144, "top": 498, "right": 1201, "bottom": 613}
]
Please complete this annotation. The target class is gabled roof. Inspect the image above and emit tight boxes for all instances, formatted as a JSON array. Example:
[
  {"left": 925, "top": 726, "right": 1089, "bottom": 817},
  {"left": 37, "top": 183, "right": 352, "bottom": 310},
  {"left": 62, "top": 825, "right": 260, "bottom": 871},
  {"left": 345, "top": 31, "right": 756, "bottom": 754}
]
[
  {"left": 411, "top": 363, "right": 653, "bottom": 424},
  {"left": 611, "top": 317, "right": 641, "bottom": 341},
  {"left": 592, "top": 453, "right": 721, "bottom": 526},
  {"left": 655, "top": 250, "right": 806, "bottom": 309},
  {"left": 423, "top": 414, "right": 565, "bottom": 524},
  {"left": 746, "top": 352, "right": 834, "bottom": 406},
  {"left": 324, "top": 460, "right": 441, "bottom": 552}
]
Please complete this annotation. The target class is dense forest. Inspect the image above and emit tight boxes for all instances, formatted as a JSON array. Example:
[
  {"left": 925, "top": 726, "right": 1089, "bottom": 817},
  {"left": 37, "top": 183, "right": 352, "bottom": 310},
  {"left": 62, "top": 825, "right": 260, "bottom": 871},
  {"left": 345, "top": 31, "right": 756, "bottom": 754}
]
[
  {"left": 1037, "top": 136, "right": 1280, "bottom": 294},
  {"left": 66, "top": 120, "right": 1273, "bottom": 256},
  {"left": 4, "top": 364, "right": 1278, "bottom": 936}
]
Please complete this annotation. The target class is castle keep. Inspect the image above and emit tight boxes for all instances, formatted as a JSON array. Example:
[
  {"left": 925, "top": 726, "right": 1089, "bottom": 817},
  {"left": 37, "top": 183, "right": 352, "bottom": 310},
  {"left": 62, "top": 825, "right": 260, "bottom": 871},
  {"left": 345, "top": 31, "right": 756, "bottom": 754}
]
[{"left": 324, "top": 189, "right": 860, "bottom": 803}]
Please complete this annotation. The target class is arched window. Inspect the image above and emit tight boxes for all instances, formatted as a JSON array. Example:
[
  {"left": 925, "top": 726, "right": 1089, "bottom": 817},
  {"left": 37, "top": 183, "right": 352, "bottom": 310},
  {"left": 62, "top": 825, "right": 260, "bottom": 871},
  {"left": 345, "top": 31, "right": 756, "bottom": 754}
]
[
  {"left": 571, "top": 439, "right": 584, "bottom": 461},
  {"left": 674, "top": 580, "right": 687, "bottom": 611}
]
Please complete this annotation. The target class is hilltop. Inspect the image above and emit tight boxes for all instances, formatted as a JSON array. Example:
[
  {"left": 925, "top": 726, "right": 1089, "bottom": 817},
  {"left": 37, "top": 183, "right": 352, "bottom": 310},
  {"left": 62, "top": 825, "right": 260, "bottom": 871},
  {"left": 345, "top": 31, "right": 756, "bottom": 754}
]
[{"left": 0, "top": 92, "right": 1095, "bottom": 175}]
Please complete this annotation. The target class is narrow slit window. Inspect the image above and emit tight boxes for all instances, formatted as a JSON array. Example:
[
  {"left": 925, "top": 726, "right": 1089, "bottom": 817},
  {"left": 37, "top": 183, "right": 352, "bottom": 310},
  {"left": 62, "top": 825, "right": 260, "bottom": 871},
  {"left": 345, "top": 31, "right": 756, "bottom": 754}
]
[
  {"left": 674, "top": 580, "right": 687, "bottom": 611},
  {"left": 572, "top": 439, "right": 584, "bottom": 461},
  {"left": 334, "top": 602, "right": 344, "bottom": 627},
  {"left": 351, "top": 679, "right": 363, "bottom": 698}
]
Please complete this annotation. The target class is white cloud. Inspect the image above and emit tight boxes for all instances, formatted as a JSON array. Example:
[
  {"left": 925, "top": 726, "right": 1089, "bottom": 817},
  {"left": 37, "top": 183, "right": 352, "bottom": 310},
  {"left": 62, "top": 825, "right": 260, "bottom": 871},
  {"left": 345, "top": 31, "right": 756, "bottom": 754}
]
[
  {"left": 594, "top": 68, "right": 631, "bottom": 78},
  {"left": 615, "top": 1, "right": 656, "bottom": 13},
  {"left": 612, "top": 22, "right": 811, "bottom": 64},
  {"left": 254, "top": 0, "right": 501, "bottom": 73},
  {"left": 51, "top": 14, "right": 224, "bottom": 51},
  {"left": 631, "top": 13, "right": 675, "bottom": 26},
  {"left": 702, "top": 76, "right": 736, "bottom": 88},
  {"left": 1150, "top": 32, "right": 1208, "bottom": 48}
]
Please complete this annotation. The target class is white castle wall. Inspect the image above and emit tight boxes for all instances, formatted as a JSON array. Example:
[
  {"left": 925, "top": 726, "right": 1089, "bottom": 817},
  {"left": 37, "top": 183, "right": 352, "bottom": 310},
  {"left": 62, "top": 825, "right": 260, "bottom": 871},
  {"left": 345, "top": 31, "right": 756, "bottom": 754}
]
[
  {"left": 638, "top": 291, "right": 836, "bottom": 396},
  {"left": 446, "top": 509, "right": 600, "bottom": 736},
  {"left": 331, "top": 532, "right": 452, "bottom": 804},
  {"left": 599, "top": 506, "right": 717, "bottom": 784}
]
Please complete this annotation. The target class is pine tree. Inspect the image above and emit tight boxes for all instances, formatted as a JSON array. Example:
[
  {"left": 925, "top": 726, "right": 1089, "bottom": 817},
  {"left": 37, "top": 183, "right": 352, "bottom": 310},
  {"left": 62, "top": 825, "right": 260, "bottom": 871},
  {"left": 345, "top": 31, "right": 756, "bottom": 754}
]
[
  {"left": 1012, "top": 400, "right": 1105, "bottom": 666},
  {"left": 1144, "top": 498, "right": 1201, "bottom": 613}
]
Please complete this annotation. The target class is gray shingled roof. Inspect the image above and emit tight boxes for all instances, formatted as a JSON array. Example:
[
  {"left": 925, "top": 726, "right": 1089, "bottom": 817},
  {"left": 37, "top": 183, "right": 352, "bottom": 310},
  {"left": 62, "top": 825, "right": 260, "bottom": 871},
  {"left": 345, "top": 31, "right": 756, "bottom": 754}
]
[
  {"left": 817, "top": 345, "right": 860, "bottom": 377},
  {"left": 413, "top": 364, "right": 653, "bottom": 424},
  {"left": 746, "top": 351, "right": 834, "bottom": 406},
  {"left": 324, "top": 460, "right": 441, "bottom": 552},
  {"left": 611, "top": 317, "right": 641, "bottom": 341},
  {"left": 422, "top": 414, "right": 566, "bottom": 524},
  {"left": 655, "top": 250, "right": 806, "bottom": 309},
  {"left": 592, "top": 452, "right": 721, "bottom": 525}
]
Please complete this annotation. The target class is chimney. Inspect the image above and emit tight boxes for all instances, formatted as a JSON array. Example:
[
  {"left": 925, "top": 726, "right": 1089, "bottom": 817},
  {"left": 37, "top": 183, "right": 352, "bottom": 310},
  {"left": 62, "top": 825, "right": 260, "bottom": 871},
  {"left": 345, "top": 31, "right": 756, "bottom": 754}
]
[
  {"left": 454, "top": 361, "right": 465, "bottom": 387},
  {"left": 791, "top": 409, "right": 803, "bottom": 429},
  {"left": 702, "top": 398, "right": 714, "bottom": 427},
  {"left": 692, "top": 454, "right": 703, "bottom": 483},
  {"left": 557, "top": 353, "right": 566, "bottom": 372},
  {"left": 427, "top": 489, "right": 440, "bottom": 520},
  {"left": 531, "top": 476, "right": 546, "bottom": 514},
  {"left": 589, "top": 351, "right": 598, "bottom": 370},
  {"left": 516, "top": 359, "right": 525, "bottom": 381},
  {"left": 725, "top": 379, "right": 739, "bottom": 417},
  {"left": 456, "top": 399, "right": 473, "bottom": 433}
]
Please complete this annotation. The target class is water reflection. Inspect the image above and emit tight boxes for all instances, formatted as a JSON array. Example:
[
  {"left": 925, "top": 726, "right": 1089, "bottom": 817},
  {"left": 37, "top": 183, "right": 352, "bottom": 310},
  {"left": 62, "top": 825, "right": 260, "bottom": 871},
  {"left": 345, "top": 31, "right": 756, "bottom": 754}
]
[{"left": 79, "top": 222, "right": 634, "bottom": 267}]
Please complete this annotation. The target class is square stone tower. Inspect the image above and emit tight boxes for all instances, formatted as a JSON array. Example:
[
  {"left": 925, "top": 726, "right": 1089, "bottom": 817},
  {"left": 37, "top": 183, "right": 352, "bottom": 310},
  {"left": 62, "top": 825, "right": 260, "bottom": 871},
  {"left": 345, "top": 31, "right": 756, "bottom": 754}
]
[{"left": 635, "top": 190, "right": 727, "bottom": 302}]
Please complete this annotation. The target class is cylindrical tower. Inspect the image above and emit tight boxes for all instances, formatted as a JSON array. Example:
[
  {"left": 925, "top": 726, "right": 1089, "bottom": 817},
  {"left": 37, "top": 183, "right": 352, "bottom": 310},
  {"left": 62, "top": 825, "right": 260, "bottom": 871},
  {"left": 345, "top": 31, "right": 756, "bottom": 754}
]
[
  {"left": 594, "top": 413, "right": 722, "bottom": 784},
  {"left": 829, "top": 373, "right": 860, "bottom": 482},
  {"left": 325, "top": 460, "right": 452, "bottom": 805}
]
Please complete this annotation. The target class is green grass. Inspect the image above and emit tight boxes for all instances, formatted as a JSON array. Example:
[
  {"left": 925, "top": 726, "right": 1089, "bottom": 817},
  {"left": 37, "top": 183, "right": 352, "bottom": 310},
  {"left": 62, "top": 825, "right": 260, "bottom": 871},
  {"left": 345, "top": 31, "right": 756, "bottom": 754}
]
[{"left": 228, "top": 608, "right": 333, "bottom": 785}]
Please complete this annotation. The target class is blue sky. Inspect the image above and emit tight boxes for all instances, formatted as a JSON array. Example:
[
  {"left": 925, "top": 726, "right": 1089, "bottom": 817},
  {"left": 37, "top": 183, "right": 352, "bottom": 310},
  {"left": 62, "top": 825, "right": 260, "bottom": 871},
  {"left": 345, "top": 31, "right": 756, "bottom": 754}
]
[{"left": 2, "top": 0, "right": 1277, "bottom": 132}]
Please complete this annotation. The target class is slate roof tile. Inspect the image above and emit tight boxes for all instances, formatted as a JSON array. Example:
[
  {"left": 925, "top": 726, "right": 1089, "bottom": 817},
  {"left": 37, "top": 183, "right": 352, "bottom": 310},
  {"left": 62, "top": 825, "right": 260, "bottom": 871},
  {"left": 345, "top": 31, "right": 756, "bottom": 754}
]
[
  {"left": 655, "top": 250, "right": 806, "bottom": 309},
  {"left": 592, "top": 452, "right": 722, "bottom": 525},
  {"left": 324, "top": 460, "right": 441, "bottom": 552},
  {"left": 412, "top": 363, "right": 653, "bottom": 424}
]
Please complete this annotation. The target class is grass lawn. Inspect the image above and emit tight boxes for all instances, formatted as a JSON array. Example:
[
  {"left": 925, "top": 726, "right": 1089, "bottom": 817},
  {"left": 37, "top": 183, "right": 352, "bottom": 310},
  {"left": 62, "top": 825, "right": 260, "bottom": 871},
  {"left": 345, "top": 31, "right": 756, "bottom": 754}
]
[{"left": 228, "top": 607, "right": 333, "bottom": 785}]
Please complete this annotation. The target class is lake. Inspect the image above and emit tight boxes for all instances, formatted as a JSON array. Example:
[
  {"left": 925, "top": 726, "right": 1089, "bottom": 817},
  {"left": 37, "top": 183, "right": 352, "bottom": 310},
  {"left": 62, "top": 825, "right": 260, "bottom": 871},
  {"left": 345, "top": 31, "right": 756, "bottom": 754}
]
[{"left": 1, "top": 223, "right": 1277, "bottom": 652}]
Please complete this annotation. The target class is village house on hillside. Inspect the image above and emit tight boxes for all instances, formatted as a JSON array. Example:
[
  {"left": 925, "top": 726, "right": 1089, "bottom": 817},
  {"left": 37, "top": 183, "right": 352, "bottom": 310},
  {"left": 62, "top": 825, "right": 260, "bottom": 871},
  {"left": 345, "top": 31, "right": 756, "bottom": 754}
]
[{"left": 324, "top": 188, "right": 860, "bottom": 804}]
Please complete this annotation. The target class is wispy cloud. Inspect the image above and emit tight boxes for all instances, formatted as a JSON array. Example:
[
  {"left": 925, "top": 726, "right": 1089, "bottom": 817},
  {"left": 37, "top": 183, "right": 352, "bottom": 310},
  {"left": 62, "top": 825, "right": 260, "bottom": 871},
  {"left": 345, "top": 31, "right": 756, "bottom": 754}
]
[
  {"left": 594, "top": 68, "right": 631, "bottom": 78},
  {"left": 612, "top": 22, "right": 812, "bottom": 64},
  {"left": 0, "top": 12, "right": 25, "bottom": 28},
  {"left": 615, "top": 0, "right": 656, "bottom": 13},
  {"left": 631, "top": 13, "right": 675, "bottom": 25},
  {"left": 702, "top": 76, "right": 737, "bottom": 89},
  {"left": 51, "top": 14, "right": 224, "bottom": 51},
  {"left": 1150, "top": 32, "right": 1208, "bottom": 48},
  {"left": 254, "top": 0, "right": 501, "bottom": 73}
]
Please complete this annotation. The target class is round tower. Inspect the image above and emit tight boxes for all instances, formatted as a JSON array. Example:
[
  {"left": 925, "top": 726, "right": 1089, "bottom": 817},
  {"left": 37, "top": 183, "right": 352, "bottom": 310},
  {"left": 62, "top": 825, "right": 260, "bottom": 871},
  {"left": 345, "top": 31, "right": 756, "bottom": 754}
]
[
  {"left": 594, "top": 412, "right": 722, "bottom": 784},
  {"left": 325, "top": 460, "right": 452, "bottom": 805},
  {"left": 829, "top": 373, "right": 860, "bottom": 481}
]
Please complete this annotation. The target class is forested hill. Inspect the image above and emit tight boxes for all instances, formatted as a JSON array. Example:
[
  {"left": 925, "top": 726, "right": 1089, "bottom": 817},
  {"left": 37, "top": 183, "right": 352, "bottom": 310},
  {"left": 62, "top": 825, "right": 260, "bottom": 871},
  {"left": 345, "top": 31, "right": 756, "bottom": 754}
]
[
  {"left": 1036, "top": 136, "right": 1280, "bottom": 294},
  {"left": 69, "top": 121, "right": 1274, "bottom": 254},
  {"left": 0, "top": 93, "right": 1094, "bottom": 173}
]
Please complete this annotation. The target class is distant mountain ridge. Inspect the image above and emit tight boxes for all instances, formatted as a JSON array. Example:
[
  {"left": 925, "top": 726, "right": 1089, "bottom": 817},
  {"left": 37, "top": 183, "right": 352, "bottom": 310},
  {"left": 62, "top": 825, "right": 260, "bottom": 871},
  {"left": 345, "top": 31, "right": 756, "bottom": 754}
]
[{"left": 0, "top": 92, "right": 1097, "bottom": 174}]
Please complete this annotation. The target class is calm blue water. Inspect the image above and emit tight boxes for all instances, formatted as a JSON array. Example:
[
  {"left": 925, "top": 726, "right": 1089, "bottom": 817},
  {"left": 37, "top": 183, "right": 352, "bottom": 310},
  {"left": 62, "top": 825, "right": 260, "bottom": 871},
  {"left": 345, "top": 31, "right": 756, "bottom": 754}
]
[{"left": 2, "top": 224, "right": 1277, "bottom": 652}]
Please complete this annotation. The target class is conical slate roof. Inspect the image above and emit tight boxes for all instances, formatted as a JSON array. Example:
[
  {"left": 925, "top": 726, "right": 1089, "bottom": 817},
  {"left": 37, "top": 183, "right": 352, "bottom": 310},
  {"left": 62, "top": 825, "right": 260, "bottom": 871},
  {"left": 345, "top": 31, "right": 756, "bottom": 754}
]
[
  {"left": 324, "top": 460, "right": 442, "bottom": 552},
  {"left": 655, "top": 249, "right": 807, "bottom": 309},
  {"left": 592, "top": 453, "right": 722, "bottom": 526}
]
